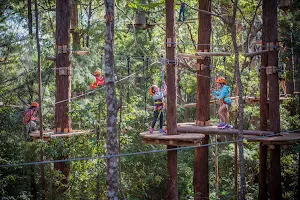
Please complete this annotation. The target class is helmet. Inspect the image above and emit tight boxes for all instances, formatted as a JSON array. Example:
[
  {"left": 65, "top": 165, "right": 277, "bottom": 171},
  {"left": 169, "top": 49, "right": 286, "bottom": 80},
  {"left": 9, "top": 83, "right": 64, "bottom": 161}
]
[
  {"left": 31, "top": 102, "right": 39, "bottom": 107},
  {"left": 93, "top": 70, "right": 101, "bottom": 76},
  {"left": 149, "top": 85, "right": 159, "bottom": 96},
  {"left": 216, "top": 77, "right": 226, "bottom": 84}
]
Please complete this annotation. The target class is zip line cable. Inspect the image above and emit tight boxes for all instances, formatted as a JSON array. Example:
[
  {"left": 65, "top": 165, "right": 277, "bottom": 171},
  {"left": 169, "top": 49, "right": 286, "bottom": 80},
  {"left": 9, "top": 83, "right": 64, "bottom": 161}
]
[{"left": 1, "top": 129, "right": 300, "bottom": 168}]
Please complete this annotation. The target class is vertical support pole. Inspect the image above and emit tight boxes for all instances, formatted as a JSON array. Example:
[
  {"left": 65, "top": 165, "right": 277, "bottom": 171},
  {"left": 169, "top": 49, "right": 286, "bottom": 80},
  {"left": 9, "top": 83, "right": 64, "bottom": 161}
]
[
  {"left": 234, "top": 141, "right": 238, "bottom": 200},
  {"left": 194, "top": 0, "right": 211, "bottom": 199},
  {"left": 127, "top": 56, "right": 130, "bottom": 103},
  {"left": 270, "top": 145, "right": 282, "bottom": 200},
  {"left": 143, "top": 56, "right": 146, "bottom": 112},
  {"left": 259, "top": 2, "right": 269, "bottom": 199},
  {"left": 145, "top": 57, "right": 149, "bottom": 112},
  {"left": 264, "top": 1, "right": 282, "bottom": 199},
  {"left": 259, "top": 143, "right": 268, "bottom": 200},
  {"left": 166, "top": 0, "right": 178, "bottom": 199},
  {"left": 55, "top": 0, "right": 72, "bottom": 133},
  {"left": 35, "top": 0, "right": 45, "bottom": 199},
  {"left": 54, "top": 0, "right": 71, "bottom": 192}
]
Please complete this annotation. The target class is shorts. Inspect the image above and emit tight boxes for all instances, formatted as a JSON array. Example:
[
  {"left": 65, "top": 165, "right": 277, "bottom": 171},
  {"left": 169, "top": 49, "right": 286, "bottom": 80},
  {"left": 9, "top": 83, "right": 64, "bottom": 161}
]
[{"left": 25, "top": 121, "right": 38, "bottom": 133}]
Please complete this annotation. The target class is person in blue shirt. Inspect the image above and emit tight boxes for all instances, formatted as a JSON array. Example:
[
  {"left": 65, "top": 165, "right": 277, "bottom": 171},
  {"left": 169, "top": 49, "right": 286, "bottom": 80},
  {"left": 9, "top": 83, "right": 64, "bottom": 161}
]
[
  {"left": 212, "top": 77, "right": 232, "bottom": 129},
  {"left": 149, "top": 81, "right": 167, "bottom": 133}
]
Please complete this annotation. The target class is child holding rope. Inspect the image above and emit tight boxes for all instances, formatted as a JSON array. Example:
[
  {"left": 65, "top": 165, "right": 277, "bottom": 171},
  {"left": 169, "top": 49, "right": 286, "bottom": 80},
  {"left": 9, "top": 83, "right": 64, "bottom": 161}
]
[
  {"left": 23, "top": 102, "right": 39, "bottom": 133},
  {"left": 149, "top": 81, "right": 167, "bottom": 133},
  {"left": 90, "top": 70, "right": 104, "bottom": 90},
  {"left": 212, "top": 77, "right": 232, "bottom": 129}
]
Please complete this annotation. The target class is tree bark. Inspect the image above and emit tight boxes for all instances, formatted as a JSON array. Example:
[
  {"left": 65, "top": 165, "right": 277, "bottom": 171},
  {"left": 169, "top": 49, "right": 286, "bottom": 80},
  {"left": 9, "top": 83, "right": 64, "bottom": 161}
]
[
  {"left": 55, "top": 0, "right": 72, "bottom": 133},
  {"left": 166, "top": 0, "right": 178, "bottom": 199},
  {"left": 270, "top": 145, "right": 282, "bottom": 200},
  {"left": 259, "top": 143, "right": 268, "bottom": 200},
  {"left": 28, "top": 0, "right": 33, "bottom": 36},
  {"left": 70, "top": 0, "right": 80, "bottom": 49},
  {"left": 104, "top": 1, "right": 119, "bottom": 199},
  {"left": 264, "top": 1, "right": 282, "bottom": 199},
  {"left": 55, "top": 0, "right": 71, "bottom": 194},
  {"left": 231, "top": 0, "right": 246, "bottom": 199},
  {"left": 259, "top": 2, "right": 269, "bottom": 198},
  {"left": 86, "top": 0, "right": 92, "bottom": 47},
  {"left": 194, "top": 0, "right": 211, "bottom": 199}
]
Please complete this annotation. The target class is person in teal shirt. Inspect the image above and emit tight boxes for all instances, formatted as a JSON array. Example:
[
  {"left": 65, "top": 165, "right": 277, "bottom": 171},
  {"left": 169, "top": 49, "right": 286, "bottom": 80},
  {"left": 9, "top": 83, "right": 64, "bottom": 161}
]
[{"left": 212, "top": 77, "right": 232, "bottom": 129}]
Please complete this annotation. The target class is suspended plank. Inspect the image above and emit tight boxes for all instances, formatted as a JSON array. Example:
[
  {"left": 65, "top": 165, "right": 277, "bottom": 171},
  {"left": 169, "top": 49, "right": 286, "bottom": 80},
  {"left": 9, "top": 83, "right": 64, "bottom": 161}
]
[
  {"left": 246, "top": 133, "right": 300, "bottom": 144},
  {"left": 195, "top": 52, "right": 232, "bottom": 56},
  {"left": 177, "top": 125, "right": 275, "bottom": 136},
  {"left": 140, "top": 131, "right": 205, "bottom": 146},
  {"left": 244, "top": 50, "right": 269, "bottom": 57},
  {"left": 75, "top": 51, "right": 89, "bottom": 55},
  {"left": 46, "top": 56, "right": 56, "bottom": 61},
  {"left": 29, "top": 130, "right": 91, "bottom": 141}
]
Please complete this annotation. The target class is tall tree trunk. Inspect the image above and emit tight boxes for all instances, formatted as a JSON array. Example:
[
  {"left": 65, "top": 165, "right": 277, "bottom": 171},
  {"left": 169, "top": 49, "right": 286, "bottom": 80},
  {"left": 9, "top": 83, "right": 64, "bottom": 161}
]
[
  {"left": 265, "top": 0, "right": 282, "bottom": 199},
  {"left": 104, "top": 1, "right": 119, "bottom": 199},
  {"left": 194, "top": 0, "right": 211, "bottom": 199},
  {"left": 55, "top": 0, "right": 71, "bottom": 194},
  {"left": 231, "top": 0, "right": 246, "bottom": 199},
  {"left": 70, "top": 0, "right": 80, "bottom": 49},
  {"left": 259, "top": 1, "right": 268, "bottom": 199},
  {"left": 35, "top": 0, "right": 46, "bottom": 199},
  {"left": 86, "top": 0, "right": 92, "bottom": 47},
  {"left": 28, "top": 0, "right": 33, "bottom": 36},
  {"left": 165, "top": 0, "right": 178, "bottom": 199}
]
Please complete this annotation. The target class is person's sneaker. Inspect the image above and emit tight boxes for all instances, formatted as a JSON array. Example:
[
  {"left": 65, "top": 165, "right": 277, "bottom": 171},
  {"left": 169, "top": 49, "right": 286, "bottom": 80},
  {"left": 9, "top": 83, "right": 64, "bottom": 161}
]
[
  {"left": 149, "top": 127, "right": 154, "bottom": 133},
  {"left": 217, "top": 122, "right": 225, "bottom": 128},
  {"left": 222, "top": 124, "right": 232, "bottom": 129},
  {"left": 159, "top": 128, "right": 166, "bottom": 133}
]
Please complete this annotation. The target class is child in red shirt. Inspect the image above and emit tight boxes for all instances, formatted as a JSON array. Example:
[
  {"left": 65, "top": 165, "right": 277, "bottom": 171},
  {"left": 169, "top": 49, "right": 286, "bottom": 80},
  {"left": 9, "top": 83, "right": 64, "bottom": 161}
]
[{"left": 90, "top": 70, "right": 104, "bottom": 90}]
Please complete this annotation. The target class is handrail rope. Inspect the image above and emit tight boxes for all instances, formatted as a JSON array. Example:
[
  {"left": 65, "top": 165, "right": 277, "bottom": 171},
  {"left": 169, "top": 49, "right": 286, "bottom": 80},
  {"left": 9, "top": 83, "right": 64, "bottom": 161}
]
[
  {"left": 1, "top": 129, "right": 300, "bottom": 168},
  {"left": 0, "top": 60, "right": 162, "bottom": 118}
]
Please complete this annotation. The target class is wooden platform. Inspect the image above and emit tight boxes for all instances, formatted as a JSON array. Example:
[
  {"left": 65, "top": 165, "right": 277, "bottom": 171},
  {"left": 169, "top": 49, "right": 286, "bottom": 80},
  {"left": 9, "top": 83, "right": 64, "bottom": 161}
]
[
  {"left": 177, "top": 124, "right": 275, "bottom": 136},
  {"left": 140, "top": 131, "right": 205, "bottom": 146},
  {"left": 178, "top": 52, "right": 231, "bottom": 59},
  {"left": 29, "top": 130, "right": 91, "bottom": 141},
  {"left": 245, "top": 133, "right": 300, "bottom": 145},
  {"left": 183, "top": 96, "right": 291, "bottom": 108}
]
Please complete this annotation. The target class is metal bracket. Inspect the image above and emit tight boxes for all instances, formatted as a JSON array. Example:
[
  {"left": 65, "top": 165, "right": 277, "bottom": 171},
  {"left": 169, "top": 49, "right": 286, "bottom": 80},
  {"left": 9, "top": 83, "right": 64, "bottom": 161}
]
[
  {"left": 196, "top": 120, "right": 210, "bottom": 126},
  {"left": 58, "top": 67, "right": 72, "bottom": 76},
  {"left": 165, "top": 37, "right": 177, "bottom": 47},
  {"left": 266, "top": 66, "right": 277, "bottom": 75},
  {"left": 57, "top": 45, "right": 70, "bottom": 54},
  {"left": 194, "top": 63, "right": 213, "bottom": 70},
  {"left": 267, "top": 42, "right": 279, "bottom": 51},
  {"left": 162, "top": 58, "right": 178, "bottom": 65}
]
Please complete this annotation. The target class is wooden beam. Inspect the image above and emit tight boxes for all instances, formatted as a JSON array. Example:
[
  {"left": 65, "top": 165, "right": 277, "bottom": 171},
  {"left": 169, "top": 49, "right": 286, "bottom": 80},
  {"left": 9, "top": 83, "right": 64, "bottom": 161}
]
[
  {"left": 166, "top": 0, "right": 178, "bottom": 199},
  {"left": 46, "top": 56, "right": 56, "bottom": 61},
  {"left": 195, "top": 51, "right": 232, "bottom": 56},
  {"left": 74, "top": 51, "right": 89, "bottom": 55},
  {"left": 194, "top": 0, "right": 211, "bottom": 198},
  {"left": 259, "top": 143, "right": 268, "bottom": 200},
  {"left": 244, "top": 50, "right": 269, "bottom": 57},
  {"left": 270, "top": 145, "right": 281, "bottom": 200},
  {"left": 177, "top": 125, "right": 275, "bottom": 136}
]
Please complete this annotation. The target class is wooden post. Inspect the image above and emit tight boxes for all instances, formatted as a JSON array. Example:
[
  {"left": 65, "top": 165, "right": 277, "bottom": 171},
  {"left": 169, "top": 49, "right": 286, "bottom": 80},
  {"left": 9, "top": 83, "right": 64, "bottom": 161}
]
[
  {"left": 259, "top": 1, "right": 268, "bottom": 199},
  {"left": 35, "top": 0, "right": 45, "bottom": 199},
  {"left": 264, "top": 1, "right": 281, "bottom": 199},
  {"left": 194, "top": 1, "right": 211, "bottom": 199},
  {"left": 55, "top": 0, "right": 71, "bottom": 191},
  {"left": 259, "top": 143, "right": 268, "bottom": 200},
  {"left": 70, "top": 0, "right": 80, "bottom": 48},
  {"left": 55, "top": 0, "right": 72, "bottom": 134},
  {"left": 166, "top": 0, "right": 178, "bottom": 199},
  {"left": 270, "top": 145, "right": 282, "bottom": 200},
  {"left": 234, "top": 141, "right": 238, "bottom": 200}
]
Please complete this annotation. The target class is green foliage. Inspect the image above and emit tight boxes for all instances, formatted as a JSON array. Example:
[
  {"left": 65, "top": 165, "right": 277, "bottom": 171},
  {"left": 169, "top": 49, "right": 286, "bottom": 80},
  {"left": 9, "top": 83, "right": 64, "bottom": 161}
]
[{"left": 1, "top": 0, "right": 300, "bottom": 199}]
